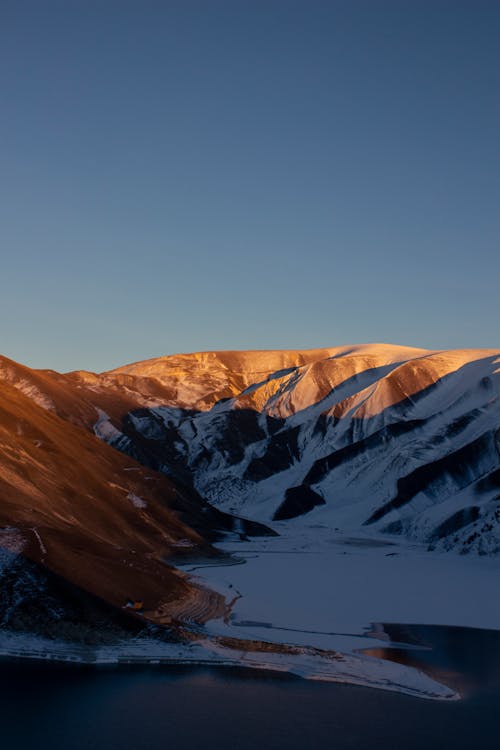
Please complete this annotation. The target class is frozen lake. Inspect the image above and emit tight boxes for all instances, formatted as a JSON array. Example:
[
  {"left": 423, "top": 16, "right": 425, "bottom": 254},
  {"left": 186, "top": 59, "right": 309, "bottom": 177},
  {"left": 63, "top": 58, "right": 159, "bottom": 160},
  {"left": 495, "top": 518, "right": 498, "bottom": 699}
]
[{"left": 175, "top": 523, "right": 500, "bottom": 697}]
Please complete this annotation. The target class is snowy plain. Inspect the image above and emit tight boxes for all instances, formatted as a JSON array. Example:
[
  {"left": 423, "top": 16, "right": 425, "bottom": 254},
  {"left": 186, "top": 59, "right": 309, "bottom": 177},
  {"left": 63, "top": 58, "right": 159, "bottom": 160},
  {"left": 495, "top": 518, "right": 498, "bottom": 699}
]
[
  {"left": 188, "top": 522, "right": 500, "bottom": 636},
  {"left": 173, "top": 521, "right": 500, "bottom": 698}
]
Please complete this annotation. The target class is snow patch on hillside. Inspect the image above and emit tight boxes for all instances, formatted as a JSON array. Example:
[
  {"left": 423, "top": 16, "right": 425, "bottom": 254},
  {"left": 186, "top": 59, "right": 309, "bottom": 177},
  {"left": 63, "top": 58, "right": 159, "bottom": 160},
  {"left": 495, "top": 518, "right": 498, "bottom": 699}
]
[{"left": 127, "top": 492, "right": 147, "bottom": 509}]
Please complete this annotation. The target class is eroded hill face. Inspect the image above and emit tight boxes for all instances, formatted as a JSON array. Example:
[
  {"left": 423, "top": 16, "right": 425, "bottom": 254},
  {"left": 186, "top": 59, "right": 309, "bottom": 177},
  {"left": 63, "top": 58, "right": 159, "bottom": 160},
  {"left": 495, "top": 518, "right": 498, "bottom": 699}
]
[
  {"left": 77, "top": 345, "right": 500, "bottom": 555},
  {"left": 0, "top": 379, "right": 219, "bottom": 623},
  {"left": 0, "top": 357, "right": 273, "bottom": 637}
]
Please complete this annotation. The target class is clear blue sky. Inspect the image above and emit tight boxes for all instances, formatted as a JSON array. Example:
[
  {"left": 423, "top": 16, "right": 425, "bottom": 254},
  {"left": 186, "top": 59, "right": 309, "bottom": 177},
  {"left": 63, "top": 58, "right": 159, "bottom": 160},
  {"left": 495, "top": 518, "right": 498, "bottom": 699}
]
[{"left": 1, "top": 0, "right": 499, "bottom": 372}]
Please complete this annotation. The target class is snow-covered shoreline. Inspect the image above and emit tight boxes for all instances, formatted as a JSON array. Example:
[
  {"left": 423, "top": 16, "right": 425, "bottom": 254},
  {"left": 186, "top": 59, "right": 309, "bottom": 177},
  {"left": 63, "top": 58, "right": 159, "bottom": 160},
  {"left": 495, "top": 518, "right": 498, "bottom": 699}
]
[
  {"left": 0, "top": 626, "right": 457, "bottom": 702},
  {"left": 3, "top": 524, "right": 499, "bottom": 701}
]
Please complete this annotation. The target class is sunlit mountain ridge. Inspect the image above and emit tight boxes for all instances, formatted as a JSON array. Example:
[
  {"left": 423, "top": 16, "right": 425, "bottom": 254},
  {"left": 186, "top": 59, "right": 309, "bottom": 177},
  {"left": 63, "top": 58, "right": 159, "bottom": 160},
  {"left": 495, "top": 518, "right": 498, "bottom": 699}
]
[{"left": 75, "top": 344, "right": 500, "bottom": 555}]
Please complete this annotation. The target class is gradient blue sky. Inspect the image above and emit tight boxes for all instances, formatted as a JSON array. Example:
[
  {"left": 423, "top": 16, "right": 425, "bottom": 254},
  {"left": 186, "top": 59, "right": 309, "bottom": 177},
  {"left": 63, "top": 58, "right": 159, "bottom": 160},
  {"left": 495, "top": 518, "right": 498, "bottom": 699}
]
[{"left": 1, "top": 0, "right": 499, "bottom": 372}]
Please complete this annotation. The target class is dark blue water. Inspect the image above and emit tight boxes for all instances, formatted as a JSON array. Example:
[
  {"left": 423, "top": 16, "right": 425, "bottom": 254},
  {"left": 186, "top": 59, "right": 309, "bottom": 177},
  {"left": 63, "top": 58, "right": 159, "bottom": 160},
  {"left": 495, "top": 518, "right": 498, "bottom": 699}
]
[{"left": 1, "top": 625, "right": 500, "bottom": 750}]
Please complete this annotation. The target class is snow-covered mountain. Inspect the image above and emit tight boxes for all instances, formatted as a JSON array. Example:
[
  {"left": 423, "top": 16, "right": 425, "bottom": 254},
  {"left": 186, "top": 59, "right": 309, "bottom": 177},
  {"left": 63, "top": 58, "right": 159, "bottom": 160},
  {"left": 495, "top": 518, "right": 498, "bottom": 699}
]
[
  {"left": 86, "top": 344, "right": 500, "bottom": 555},
  {"left": 2, "top": 341, "right": 499, "bottom": 619},
  {"left": 2, "top": 344, "right": 500, "bottom": 692}
]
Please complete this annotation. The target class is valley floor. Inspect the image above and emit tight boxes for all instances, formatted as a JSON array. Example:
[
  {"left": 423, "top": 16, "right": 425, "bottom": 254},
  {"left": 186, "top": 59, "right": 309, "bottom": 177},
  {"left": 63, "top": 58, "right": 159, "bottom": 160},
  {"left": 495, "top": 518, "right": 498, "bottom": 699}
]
[
  {"left": 175, "top": 524, "right": 500, "bottom": 698},
  {"left": 3, "top": 525, "right": 499, "bottom": 701},
  {"left": 189, "top": 522, "right": 500, "bottom": 636}
]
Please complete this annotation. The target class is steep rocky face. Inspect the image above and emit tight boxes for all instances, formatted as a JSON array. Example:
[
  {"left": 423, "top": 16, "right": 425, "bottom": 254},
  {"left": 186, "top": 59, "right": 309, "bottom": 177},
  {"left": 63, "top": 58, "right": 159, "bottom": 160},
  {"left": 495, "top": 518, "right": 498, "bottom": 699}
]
[{"left": 89, "top": 346, "right": 500, "bottom": 555}]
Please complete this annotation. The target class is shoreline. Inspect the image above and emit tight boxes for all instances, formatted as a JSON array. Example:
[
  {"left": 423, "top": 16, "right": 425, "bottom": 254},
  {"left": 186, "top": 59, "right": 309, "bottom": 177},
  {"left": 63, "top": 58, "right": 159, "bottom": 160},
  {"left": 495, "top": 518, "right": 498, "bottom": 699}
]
[
  {"left": 0, "top": 625, "right": 460, "bottom": 702},
  {"left": 2, "top": 527, "right": 499, "bottom": 702}
]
